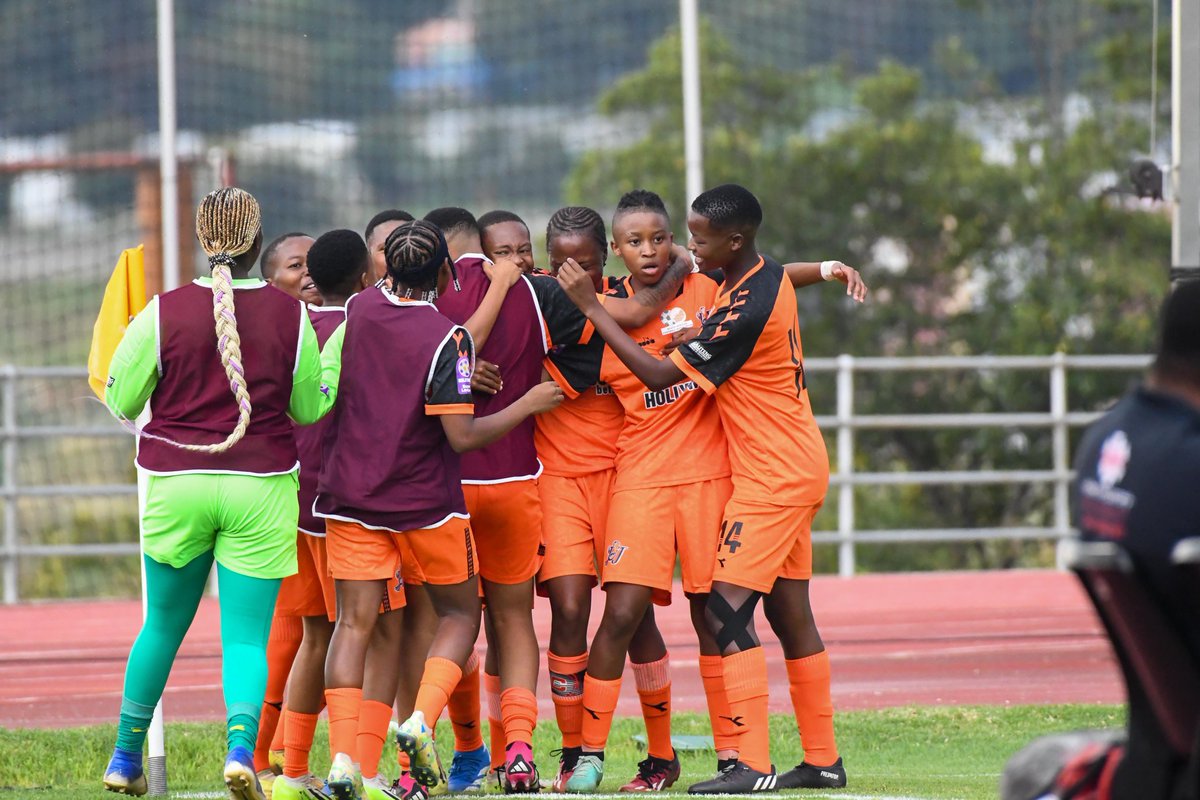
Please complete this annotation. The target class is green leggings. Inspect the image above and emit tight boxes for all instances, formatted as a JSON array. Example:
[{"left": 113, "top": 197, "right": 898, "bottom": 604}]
[{"left": 116, "top": 553, "right": 280, "bottom": 753}]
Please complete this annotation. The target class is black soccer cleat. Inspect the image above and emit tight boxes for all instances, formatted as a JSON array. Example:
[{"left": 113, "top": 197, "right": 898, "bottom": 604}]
[
  {"left": 776, "top": 757, "right": 847, "bottom": 789},
  {"left": 687, "top": 762, "right": 778, "bottom": 794}
]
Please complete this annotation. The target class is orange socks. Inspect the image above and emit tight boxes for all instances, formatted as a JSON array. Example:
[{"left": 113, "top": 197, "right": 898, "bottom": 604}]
[
  {"left": 325, "top": 686, "right": 363, "bottom": 762},
  {"left": 270, "top": 708, "right": 288, "bottom": 753},
  {"left": 500, "top": 686, "right": 538, "bottom": 745},
  {"left": 448, "top": 650, "right": 484, "bottom": 752},
  {"left": 282, "top": 710, "right": 320, "bottom": 779},
  {"left": 547, "top": 651, "right": 588, "bottom": 749},
  {"left": 414, "top": 656, "right": 463, "bottom": 729},
  {"left": 722, "top": 648, "right": 771, "bottom": 773},
  {"left": 699, "top": 654, "right": 739, "bottom": 753},
  {"left": 356, "top": 700, "right": 394, "bottom": 780},
  {"left": 786, "top": 651, "right": 839, "bottom": 767},
  {"left": 484, "top": 671, "right": 505, "bottom": 769},
  {"left": 631, "top": 656, "right": 673, "bottom": 760},
  {"left": 254, "top": 702, "right": 282, "bottom": 771},
  {"left": 579, "top": 675, "right": 621, "bottom": 753},
  {"left": 254, "top": 614, "right": 303, "bottom": 769}
]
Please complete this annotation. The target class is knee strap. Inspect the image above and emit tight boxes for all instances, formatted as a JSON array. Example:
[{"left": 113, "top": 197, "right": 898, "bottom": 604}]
[{"left": 708, "top": 592, "right": 760, "bottom": 652}]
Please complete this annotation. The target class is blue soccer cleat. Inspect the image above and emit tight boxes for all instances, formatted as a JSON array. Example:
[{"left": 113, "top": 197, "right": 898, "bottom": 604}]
[
  {"left": 225, "top": 745, "right": 268, "bottom": 800},
  {"left": 447, "top": 744, "right": 491, "bottom": 793},
  {"left": 103, "top": 747, "right": 148, "bottom": 796}
]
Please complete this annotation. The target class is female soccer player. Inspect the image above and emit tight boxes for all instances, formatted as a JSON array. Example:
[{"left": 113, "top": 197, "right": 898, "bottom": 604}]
[{"left": 101, "top": 187, "right": 329, "bottom": 800}]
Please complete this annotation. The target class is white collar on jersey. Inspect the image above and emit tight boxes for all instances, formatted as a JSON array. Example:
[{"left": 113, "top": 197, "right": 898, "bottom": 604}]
[
  {"left": 455, "top": 252, "right": 492, "bottom": 265},
  {"left": 308, "top": 303, "right": 346, "bottom": 312},
  {"left": 193, "top": 277, "right": 267, "bottom": 289},
  {"left": 381, "top": 291, "right": 434, "bottom": 309}
]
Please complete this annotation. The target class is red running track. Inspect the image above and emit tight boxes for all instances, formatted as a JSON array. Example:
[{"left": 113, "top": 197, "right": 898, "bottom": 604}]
[{"left": 0, "top": 570, "right": 1121, "bottom": 729}]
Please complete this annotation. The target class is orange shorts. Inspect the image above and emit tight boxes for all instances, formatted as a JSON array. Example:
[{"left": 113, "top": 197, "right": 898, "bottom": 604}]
[
  {"left": 536, "top": 470, "right": 615, "bottom": 589},
  {"left": 275, "top": 531, "right": 337, "bottom": 620},
  {"left": 462, "top": 481, "right": 543, "bottom": 585},
  {"left": 602, "top": 477, "right": 733, "bottom": 604},
  {"left": 710, "top": 499, "right": 823, "bottom": 593},
  {"left": 325, "top": 516, "right": 478, "bottom": 597}
]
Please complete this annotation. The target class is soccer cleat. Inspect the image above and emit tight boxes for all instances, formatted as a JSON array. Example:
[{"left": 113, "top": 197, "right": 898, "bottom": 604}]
[
  {"left": 391, "top": 773, "right": 431, "bottom": 800},
  {"left": 687, "top": 762, "right": 778, "bottom": 795},
  {"left": 270, "top": 749, "right": 287, "bottom": 775},
  {"left": 550, "top": 747, "right": 582, "bottom": 792},
  {"left": 396, "top": 712, "right": 448, "bottom": 794},
  {"left": 363, "top": 774, "right": 430, "bottom": 800},
  {"left": 272, "top": 774, "right": 334, "bottom": 800},
  {"left": 103, "top": 747, "right": 148, "bottom": 796},
  {"left": 564, "top": 753, "right": 603, "bottom": 793},
  {"left": 326, "top": 752, "right": 363, "bottom": 800},
  {"left": 258, "top": 769, "right": 278, "bottom": 799},
  {"left": 447, "top": 744, "right": 491, "bottom": 792},
  {"left": 776, "top": 757, "right": 847, "bottom": 789},
  {"left": 619, "top": 754, "right": 680, "bottom": 792},
  {"left": 225, "top": 745, "right": 269, "bottom": 800},
  {"left": 501, "top": 742, "right": 540, "bottom": 794}
]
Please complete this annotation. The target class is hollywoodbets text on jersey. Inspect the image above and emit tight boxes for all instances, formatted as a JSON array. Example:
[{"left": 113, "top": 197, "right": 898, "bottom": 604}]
[{"left": 643, "top": 380, "right": 699, "bottom": 410}]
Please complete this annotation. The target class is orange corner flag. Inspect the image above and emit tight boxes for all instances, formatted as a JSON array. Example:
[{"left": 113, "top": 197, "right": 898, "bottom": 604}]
[{"left": 88, "top": 245, "right": 147, "bottom": 400}]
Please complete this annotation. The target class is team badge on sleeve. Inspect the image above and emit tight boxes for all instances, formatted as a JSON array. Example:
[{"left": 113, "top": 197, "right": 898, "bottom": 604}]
[{"left": 456, "top": 355, "right": 472, "bottom": 394}]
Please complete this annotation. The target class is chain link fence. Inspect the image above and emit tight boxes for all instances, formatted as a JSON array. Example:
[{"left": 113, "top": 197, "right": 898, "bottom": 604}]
[{"left": 0, "top": 0, "right": 1172, "bottom": 598}]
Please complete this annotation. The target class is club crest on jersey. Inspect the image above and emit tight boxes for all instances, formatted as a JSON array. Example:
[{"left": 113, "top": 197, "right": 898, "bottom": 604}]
[
  {"left": 1097, "top": 430, "right": 1130, "bottom": 488},
  {"left": 606, "top": 540, "right": 628, "bottom": 565},
  {"left": 659, "top": 306, "right": 694, "bottom": 336},
  {"left": 455, "top": 355, "right": 472, "bottom": 394}
]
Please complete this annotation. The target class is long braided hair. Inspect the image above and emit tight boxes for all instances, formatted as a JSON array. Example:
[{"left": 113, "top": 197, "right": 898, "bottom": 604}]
[
  {"left": 382, "top": 219, "right": 449, "bottom": 302},
  {"left": 180, "top": 187, "right": 260, "bottom": 453}
]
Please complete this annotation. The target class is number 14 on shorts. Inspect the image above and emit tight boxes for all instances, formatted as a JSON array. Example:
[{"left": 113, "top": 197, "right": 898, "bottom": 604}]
[{"left": 718, "top": 520, "right": 743, "bottom": 554}]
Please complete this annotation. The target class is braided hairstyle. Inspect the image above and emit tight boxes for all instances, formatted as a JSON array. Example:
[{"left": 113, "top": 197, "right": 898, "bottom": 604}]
[
  {"left": 184, "top": 187, "right": 261, "bottom": 454},
  {"left": 383, "top": 219, "right": 449, "bottom": 301},
  {"left": 546, "top": 206, "right": 607, "bottom": 264}
]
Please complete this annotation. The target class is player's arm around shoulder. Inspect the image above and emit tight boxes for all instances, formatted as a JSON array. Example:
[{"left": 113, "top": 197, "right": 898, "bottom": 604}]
[
  {"left": 462, "top": 255, "right": 524, "bottom": 351},
  {"left": 434, "top": 324, "right": 564, "bottom": 452},
  {"left": 783, "top": 259, "right": 867, "bottom": 302}
]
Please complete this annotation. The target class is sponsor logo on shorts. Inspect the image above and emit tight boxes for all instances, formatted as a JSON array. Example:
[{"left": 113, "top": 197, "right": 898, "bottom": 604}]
[
  {"left": 606, "top": 540, "right": 628, "bottom": 565},
  {"left": 687, "top": 341, "right": 713, "bottom": 361},
  {"left": 455, "top": 355, "right": 472, "bottom": 394},
  {"left": 393, "top": 569, "right": 403, "bottom": 594}
]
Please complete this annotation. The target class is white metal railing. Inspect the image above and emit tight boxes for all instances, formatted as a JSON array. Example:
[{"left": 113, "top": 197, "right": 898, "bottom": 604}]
[{"left": 0, "top": 355, "right": 1153, "bottom": 602}]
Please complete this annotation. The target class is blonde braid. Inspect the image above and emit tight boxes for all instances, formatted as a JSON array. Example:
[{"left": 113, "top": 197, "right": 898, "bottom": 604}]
[{"left": 174, "top": 187, "right": 261, "bottom": 454}]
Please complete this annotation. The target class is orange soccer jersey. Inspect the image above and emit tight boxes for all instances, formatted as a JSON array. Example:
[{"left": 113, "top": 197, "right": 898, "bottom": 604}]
[
  {"left": 669, "top": 256, "right": 829, "bottom": 507},
  {"left": 600, "top": 273, "right": 730, "bottom": 491},
  {"left": 534, "top": 380, "right": 623, "bottom": 477}
]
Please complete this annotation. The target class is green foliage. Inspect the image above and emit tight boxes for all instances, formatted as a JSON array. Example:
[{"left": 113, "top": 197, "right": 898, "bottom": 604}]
[
  {"left": 0, "top": 706, "right": 1124, "bottom": 799},
  {"left": 567, "top": 5, "right": 1169, "bottom": 572}
]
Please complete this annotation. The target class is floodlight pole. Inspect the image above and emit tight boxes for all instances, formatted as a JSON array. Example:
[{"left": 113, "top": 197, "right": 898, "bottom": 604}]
[
  {"left": 158, "top": 0, "right": 181, "bottom": 294},
  {"left": 1171, "top": 0, "right": 1200, "bottom": 281},
  {"left": 680, "top": 0, "right": 704, "bottom": 209}
]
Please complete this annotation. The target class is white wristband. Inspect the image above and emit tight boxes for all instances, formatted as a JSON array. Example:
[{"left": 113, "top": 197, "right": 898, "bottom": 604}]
[{"left": 820, "top": 260, "right": 838, "bottom": 281}]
